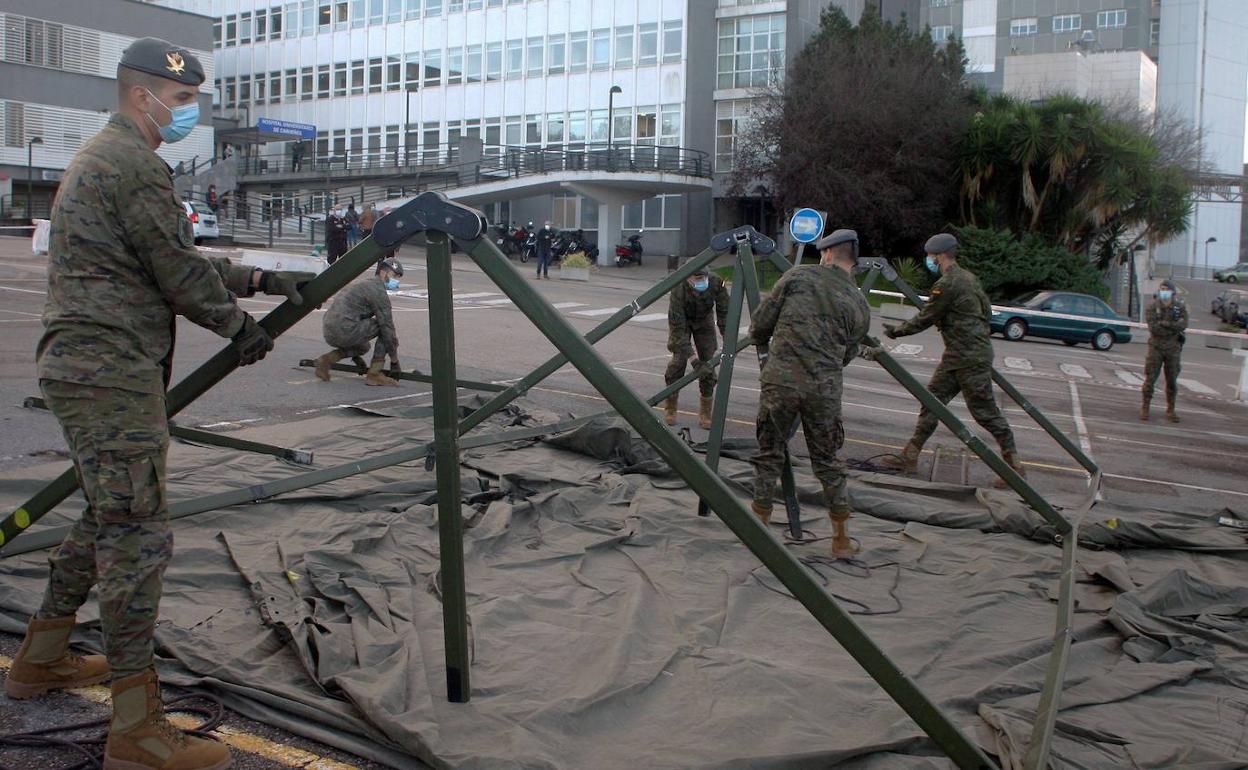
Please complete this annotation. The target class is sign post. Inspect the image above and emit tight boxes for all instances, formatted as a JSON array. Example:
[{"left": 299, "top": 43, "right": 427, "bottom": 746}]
[{"left": 788, "top": 207, "right": 825, "bottom": 266}]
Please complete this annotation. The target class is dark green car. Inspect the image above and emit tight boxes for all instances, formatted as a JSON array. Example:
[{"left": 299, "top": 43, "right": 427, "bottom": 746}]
[{"left": 990, "top": 291, "right": 1133, "bottom": 351}]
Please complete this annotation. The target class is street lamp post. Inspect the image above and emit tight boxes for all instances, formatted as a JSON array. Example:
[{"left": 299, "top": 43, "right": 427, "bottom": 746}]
[
  {"left": 26, "top": 137, "right": 43, "bottom": 219},
  {"left": 606, "top": 85, "right": 622, "bottom": 145},
  {"left": 1204, "top": 236, "right": 1217, "bottom": 279},
  {"left": 404, "top": 88, "right": 417, "bottom": 166}
]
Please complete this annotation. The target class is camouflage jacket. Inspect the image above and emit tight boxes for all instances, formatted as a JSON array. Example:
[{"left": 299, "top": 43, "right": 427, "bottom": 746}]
[
  {"left": 668, "top": 275, "right": 729, "bottom": 349},
  {"left": 1145, "top": 298, "right": 1188, "bottom": 353},
  {"left": 750, "top": 265, "right": 870, "bottom": 394},
  {"left": 324, "top": 277, "right": 399, "bottom": 357},
  {"left": 38, "top": 114, "right": 252, "bottom": 396},
  {"left": 892, "top": 263, "right": 993, "bottom": 370}
]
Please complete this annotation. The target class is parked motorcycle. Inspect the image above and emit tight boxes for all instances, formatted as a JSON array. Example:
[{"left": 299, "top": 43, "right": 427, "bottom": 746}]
[
  {"left": 521, "top": 231, "right": 536, "bottom": 263},
  {"left": 554, "top": 228, "right": 598, "bottom": 263},
  {"left": 615, "top": 230, "right": 644, "bottom": 267}
]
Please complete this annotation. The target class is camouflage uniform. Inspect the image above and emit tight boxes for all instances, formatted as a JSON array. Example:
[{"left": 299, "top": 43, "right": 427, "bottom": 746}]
[
  {"left": 889, "top": 264, "right": 1015, "bottom": 453},
  {"left": 666, "top": 275, "right": 729, "bottom": 397},
  {"left": 37, "top": 114, "right": 253, "bottom": 678},
  {"left": 1142, "top": 297, "right": 1188, "bottom": 410},
  {"left": 749, "top": 265, "right": 870, "bottom": 511},
  {"left": 322, "top": 278, "right": 399, "bottom": 360}
]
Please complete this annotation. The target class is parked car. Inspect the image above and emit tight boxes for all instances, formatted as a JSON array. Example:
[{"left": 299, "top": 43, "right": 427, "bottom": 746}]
[
  {"left": 1213, "top": 262, "right": 1248, "bottom": 283},
  {"left": 1216, "top": 289, "right": 1248, "bottom": 326},
  {"left": 990, "top": 291, "right": 1132, "bottom": 351},
  {"left": 184, "top": 201, "right": 219, "bottom": 244}
]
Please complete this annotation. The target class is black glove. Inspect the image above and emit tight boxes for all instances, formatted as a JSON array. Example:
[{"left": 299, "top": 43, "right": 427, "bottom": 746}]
[
  {"left": 231, "top": 314, "right": 274, "bottom": 366},
  {"left": 883, "top": 323, "right": 899, "bottom": 339},
  {"left": 258, "top": 270, "right": 316, "bottom": 305}
]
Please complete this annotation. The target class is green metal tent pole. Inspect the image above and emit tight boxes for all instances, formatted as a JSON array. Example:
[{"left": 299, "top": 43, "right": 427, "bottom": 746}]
[
  {"left": 297, "top": 359, "right": 507, "bottom": 392},
  {"left": 734, "top": 241, "right": 804, "bottom": 540},
  {"left": 461, "top": 236, "right": 996, "bottom": 769},
  {"left": 456, "top": 245, "right": 721, "bottom": 437},
  {"left": 22, "top": 397, "right": 313, "bottom": 466},
  {"left": 0, "top": 231, "right": 394, "bottom": 550},
  {"left": 696, "top": 247, "right": 749, "bottom": 518},
  {"left": 425, "top": 232, "right": 472, "bottom": 703}
]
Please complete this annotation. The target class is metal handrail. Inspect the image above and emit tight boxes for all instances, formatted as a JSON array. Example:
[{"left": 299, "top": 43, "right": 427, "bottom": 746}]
[{"left": 233, "top": 142, "right": 712, "bottom": 180}]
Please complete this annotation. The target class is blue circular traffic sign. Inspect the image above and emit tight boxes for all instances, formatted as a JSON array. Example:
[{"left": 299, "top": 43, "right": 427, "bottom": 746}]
[{"left": 789, "top": 208, "right": 824, "bottom": 244}]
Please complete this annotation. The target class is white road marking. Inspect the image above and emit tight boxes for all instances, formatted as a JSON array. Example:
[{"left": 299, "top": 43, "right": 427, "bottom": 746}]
[
  {"left": 610, "top": 354, "right": 671, "bottom": 366},
  {"left": 195, "top": 418, "right": 265, "bottom": 429},
  {"left": 628, "top": 313, "right": 668, "bottom": 323},
  {"left": 889, "top": 343, "right": 923, "bottom": 356},
  {"left": 0, "top": 284, "right": 45, "bottom": 295},
  {"left": 1115, "top": 370, "right": 1144, "bottom": 386},
  {"left": 0, "top": 308, "right": 42, "bottom": 317},
  {"left": 1059, "top": 363, "right": 1091, "bottom": 379},
  {"left": 1068, "top": 382, "right": 1102, "bottom": 500},
  {"left": 0, "top": 260, "right": 48, "bottom": 271},
  {"left": 1178, "top": 378, "right": 1218, "bottom": 396},
  {"left": 477, "top": 298, "right": 514, "bottom": 305},
  {"left": 571, "top": 307, "right": 619, "bottom": 317},
  {"left": 452, "top": 292, "right": 502, "bottom": 300},
  {"left": 0, "top": 319, "right": 40, "bottom": 323},
  {"left": 1004, "top": 357, "right": 1032, "bottom": 371},
  {"left": 552, "top": 302, "right": 587, "bottom": 309}
]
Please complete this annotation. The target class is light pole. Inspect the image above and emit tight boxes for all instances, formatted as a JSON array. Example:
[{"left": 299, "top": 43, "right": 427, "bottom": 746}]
[
  {"left": 1204, "top": 236, "right": 1217, "bottom": 279},
  {"left": 26, "top": 137, "right": 42, "bottom": 219},
  {"left": 606, "top": 85, "right": 622, "bottom": 145},
  {"left": 404, "top": 87, "right": 417, "bottom": 166}
]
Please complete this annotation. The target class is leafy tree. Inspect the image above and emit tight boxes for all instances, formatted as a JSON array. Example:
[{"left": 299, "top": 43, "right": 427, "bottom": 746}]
[
  {"left": 731, "top": 3, "right": 972, "bottom": 258},
  {"left": 953, "top": 225, "right": 1109, "bottom": 301},
  {"left": 957, "top": 95, "right": 1196, "bottom": 261}
]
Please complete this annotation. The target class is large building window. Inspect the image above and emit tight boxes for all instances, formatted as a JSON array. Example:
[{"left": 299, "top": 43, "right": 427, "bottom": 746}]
[
  {"left": 715, "top": 99, "right": 752, "bottom": 172},
  {"left": 1052, "top": 14, "right": 1081, "bottom": 33},
  {"left": 333, "top": 61, "right": 347, "bottom": 96},
  {"left": 1009, "top": 18, "right": 1038, "bottom": 37},
  {"left": 465, "top": 45, "right": 482, "bottom": 83},
  {"left": 424, "top": 49, "right": 442, "bottom": 86},
  {"left": 615, "top": 26, "right": 633, "bottom": 68},
  {"left": 1097, "top": 9, "right": 1127, "bottom": 29},
  {"left": 368, "top": 56, "right": 383, "bottom": 92},
  {"left": 548, "top": 34, "right": 566, "bottom": 75},
  {"left": 638, "top": 22, "right": 658, "bottom": 66},
  {"left": 526, "top": 37, "right": 543, "bottom": 77},
  {"left": 624, "top": 195, "right": 681, "bottom": 231},
  {"left": 505, "top": 39, "right": 523, "bottom": 78},
  {"left": 716, "top": 14, "right": 785, "bottom": 90},
  {"left": 931, "top": 25, "right": 952, "bottom": 43},
  {"left": 591, "top": 28, "right": 610, "bottom": 70},
  {"left": 662, "top": 20, "right": 682, "bottom": 62},
  {"left": 486, "top": 42, "right": 502, "bottom": 81},
  {"left": 351, "top": 59, "right": 365, "bottom": 93},
  {"left": 569, "top": 31, "right": 588, "bottom": 72},
  {"left": 447, "top": 47, "right": 463, "bottom": 84}
]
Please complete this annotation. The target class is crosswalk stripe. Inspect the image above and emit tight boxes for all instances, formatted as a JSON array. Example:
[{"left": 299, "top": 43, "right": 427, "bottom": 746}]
[
  {"left": 552, "top": 302, "right": 586, "bottom": 309},
  {"left": 890, "top": 343, "right": 923, "bottom": 356},
  {"left": 452, "top": 292, "right": 501, "bottom": 300},
  {"left": 1178, "top": 378, "right": 1218, "bottom": 396},
  {"left": 571, "top": 308, "right": 619, "bottom": 317},
  {"left": 1004, "top": 357, "right": 1032, "bottom": 371},
  {"left": 1115, "top": 370, "right": 1144, "bottom": 386},
  {"left": 628, "top": 313, "right": 668, "bottom": 323},
  {"left": 477, "top": 298, "right": 514, "bottom": 305},
  {"left": 1059, "top": 363, "right": 1091, "bottom": 379}
]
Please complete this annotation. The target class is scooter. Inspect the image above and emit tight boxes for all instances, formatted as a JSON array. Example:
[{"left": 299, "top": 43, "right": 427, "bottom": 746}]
[
  {"left": 520, "top": 231, "right": 536, "bottom": 263},
  {"left": 615, "top": 230, "right": 644, "bottom": 267},
  {"left": 494, "top": 223, "right": 517, "bottom": 255}
]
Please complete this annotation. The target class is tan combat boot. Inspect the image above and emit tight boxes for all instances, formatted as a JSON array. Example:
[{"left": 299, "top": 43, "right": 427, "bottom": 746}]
[
  {"left": 4, "top": 616, "right": 110, "bottom": 699},
  {"left": 879, "top": 441, "right": 921, "bottom": 474},
  {"left": 698, "top": 396, "right": 714, "bottom": 430},
  {"left": 750, "top": 500, "right": 772, "bottom": 526},
  {"left": 313, "top": 349, "right": 347, "bottom": 382},
  {"left": 363, "top": 358, "right": 399, "bottom": 387},
  {"left": 829, "top": 508, "right": 858, "bottom": 560},
  {"left": 1139, "top": 397, "right": 1150, "bottom": 421},
  {"left": 663, "top": 395, "right": 679, "bottom": 426},
  {"left": 993, "top": 448, "right": 1027, "bottom": 489},
  {"left": 105, "top": 670, "right": 232, "bottom": 770}
]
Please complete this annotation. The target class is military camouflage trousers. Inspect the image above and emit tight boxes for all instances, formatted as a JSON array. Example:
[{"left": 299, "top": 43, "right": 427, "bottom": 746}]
[
  {"left": 752, "top": 382, "right": 849, "bottom": 512},
  {"left": 1142, "top": 344, "right": 1181, "bottom": 405},
  {"left": 325, "top": 319, "right": 390, "bottom": 360},
  {"left": 912, "top": 363, "right": 1015, "bottom": 452},
  {"left": 665, "top": 325, "right": 719, "bottom": 397},
  {"left": 36, "top": 380, "right": 172, "bottom": 680}
]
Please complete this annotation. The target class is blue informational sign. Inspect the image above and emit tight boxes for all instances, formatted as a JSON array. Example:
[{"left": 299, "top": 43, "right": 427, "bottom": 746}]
[
  {"left": 257, "top": 118, "right": 317, "bottom": 140},
  {"left": 789, "top": 208, "right": 825, "bottom": 244}
]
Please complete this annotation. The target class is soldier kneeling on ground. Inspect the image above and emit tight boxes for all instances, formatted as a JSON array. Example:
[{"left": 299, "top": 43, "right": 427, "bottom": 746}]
[{"left": 313, "top": 258, "right": 404, "bottom": 386}]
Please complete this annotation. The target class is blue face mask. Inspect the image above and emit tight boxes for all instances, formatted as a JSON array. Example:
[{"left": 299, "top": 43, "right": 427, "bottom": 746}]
[
  {"left": 385, "top": 278, "right": 400, "bottom": 291},
  {"left": 145, "top": 89, "right": 199, "bottom": 144},
  {"left": 691, "top": 278, "right": 709, "bottom": 292},
  {"left": 1158, "top": 289, "right": 1173, "bottom": 302},
  {"left": 925, "top": 256, "right": 940, "bottom": 274}
]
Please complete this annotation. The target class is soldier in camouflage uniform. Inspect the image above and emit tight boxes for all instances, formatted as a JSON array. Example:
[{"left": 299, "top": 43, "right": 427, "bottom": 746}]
[
  {"left": 6, "top": 39, "right": 312, "bottom": 770},
  {"left": 664, "top": 266, "right": 729, "bottom": 428},
  {"left": 750, "top": 230, "right": 870, "bottom": 558},
  {"left": 1140, "top": 278, "right": 1188, "bottom": 423},
  {"left": 313, "top": 258, "right": 404, "bottom": 387},
  {"left": 881, "top": 233, "right": 1024, "bottom": 486}
]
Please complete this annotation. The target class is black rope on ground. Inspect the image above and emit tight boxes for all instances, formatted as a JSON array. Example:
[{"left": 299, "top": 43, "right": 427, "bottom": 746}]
[
  {"left": 0, "top": 693, "right": 226, "bottom": 770},
  {"left": 852, "top": 454, "right": 904, "bottom": 474}
]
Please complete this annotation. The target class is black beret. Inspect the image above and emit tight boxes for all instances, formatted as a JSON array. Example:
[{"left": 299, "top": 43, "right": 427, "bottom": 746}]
[
  {"left": 816, "top": 229, "right": 858, "bottom": 251},
  {"left": 924, "top": 233, "right": 958, "bottom": 255},
  {"left": 119, "top": 37, "right": 205, "bottom": 87}
]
